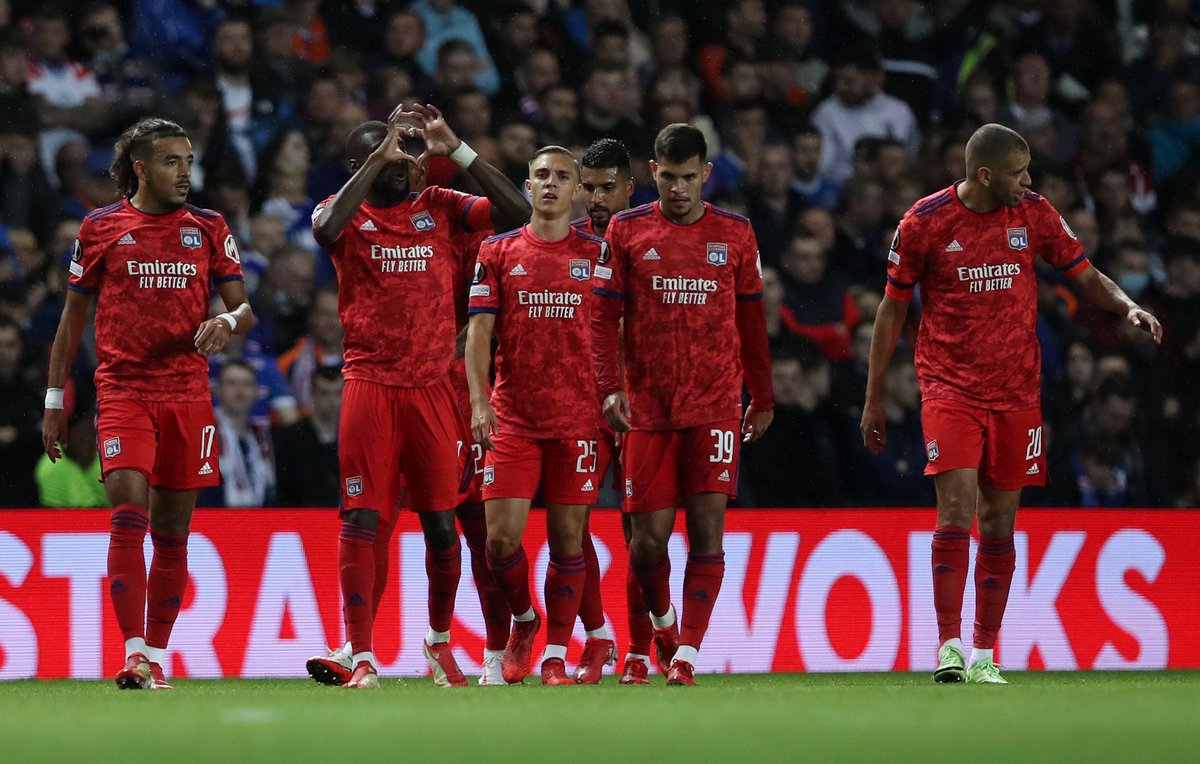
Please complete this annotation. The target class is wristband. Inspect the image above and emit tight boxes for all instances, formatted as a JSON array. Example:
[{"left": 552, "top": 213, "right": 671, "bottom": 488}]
[
  {"left": 449, "top": 141, "right": 477, "bottom": 168},
  {"left": 216, "top": 312, "right": 238, "bottom": 332},
  {"left": 45, "top": 388, "right": 65, "bottom": 410}
]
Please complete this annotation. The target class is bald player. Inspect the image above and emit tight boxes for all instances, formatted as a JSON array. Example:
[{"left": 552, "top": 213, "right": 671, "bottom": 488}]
[{"left": 861, "top": 123, "right": 1161, "bottom": 685}]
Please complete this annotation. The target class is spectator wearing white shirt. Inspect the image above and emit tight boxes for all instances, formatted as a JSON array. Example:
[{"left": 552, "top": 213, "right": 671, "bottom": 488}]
[
  {"left": 26, "top": 6, "right": 108, "bottom": 182},
  {"left": 810, "top": 48, "right": 919, "bottom": 184}
]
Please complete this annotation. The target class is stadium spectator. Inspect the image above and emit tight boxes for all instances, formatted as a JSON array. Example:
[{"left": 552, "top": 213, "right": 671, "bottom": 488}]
[
  {"left": 740, "top": 338, "right": 840, "bottom": 507},
  {"left": 249, "top": 243, "right": 316, "bottom": 355},
  {"left": 202, "top": 360, "right": 276, "bottom": 508},
  {"left": 273, "top": 365, "right": 342, "bottom": 507},
  {"left": 0, "top": 317, "right": 40, "bottom": 507},
  {"left": 278, "top": 285, "right": 342, "bottom": 414},
  {"left": 77, "top": 1, "right": 164, "bottom": 141},
  {"left": 792, "top": 123, "right": 841, "bottom": 211},
  {"left": 747, "top": 142, "right": 805, "bottom": 264},
  {"left": 777, "top": 234, "right": 860, "bottom": 362},
  {"left": 413, "top": 0, "right": 500, "bottom": 95},
  {"left": 696, "top": 0, "right": 766, "bottom": 104},
  {"left": 811, "top": 47, "right": 920, "bottom": 183}
]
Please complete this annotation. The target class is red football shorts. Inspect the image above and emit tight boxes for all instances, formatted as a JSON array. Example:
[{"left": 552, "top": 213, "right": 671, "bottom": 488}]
[
  {"left": 339, "top": 378, "right": 465, "bottom": 516},
  {"left": 621, "top": 419, "right": 741, "bottom": 513},
  {"left": 481, "top": 432, "right": 600, "bottom": 505},
  {"left": 96, "top": 397, "right": 220, "bottom": 491},
  {"left": 597, "top": 424, "right": 621, "bottom": 492},
  {"left": 459, "top": 429, "right": 485, "bottom": 506},
  {"left": 921, "top": 398, "right": 1046, "bottom": 490}
]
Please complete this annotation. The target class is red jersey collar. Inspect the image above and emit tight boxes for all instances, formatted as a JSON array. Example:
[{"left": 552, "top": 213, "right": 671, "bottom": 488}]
[
  {"left": 653, "top": 199, "right": 710, "bottom": 227},
  {"left": 519, "top": 223, "right": 575, "bottom": 248}
]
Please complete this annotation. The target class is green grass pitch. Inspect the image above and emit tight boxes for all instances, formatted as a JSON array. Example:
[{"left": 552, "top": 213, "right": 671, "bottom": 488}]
[{"left": 2, "top": 672, "right": 1197, "bottom": 763}]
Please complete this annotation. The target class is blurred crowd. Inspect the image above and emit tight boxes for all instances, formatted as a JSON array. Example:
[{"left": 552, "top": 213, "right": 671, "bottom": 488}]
[{"left": 3, "top": 0, "right": 1200, "bottom": 509}]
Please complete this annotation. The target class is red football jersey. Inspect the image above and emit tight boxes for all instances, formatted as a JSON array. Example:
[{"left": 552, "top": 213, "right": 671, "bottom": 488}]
[
  {"left": 570, "top": 215, "right": 598, "bottom": 236},
  {"left": 885, "top": 184, "right": 1090, "bottom": 410},
  {"left": 313, "top": 186, "right": 492, "bottom": 387},
  {"left": 68, "top": 199, "right": 244, "bottom": 402},
  {"left": 469, "top": 225, "right": 605, "bottom": 439},
  {"left": 595, "top": 201, "right": 763, "bottom": 430}
]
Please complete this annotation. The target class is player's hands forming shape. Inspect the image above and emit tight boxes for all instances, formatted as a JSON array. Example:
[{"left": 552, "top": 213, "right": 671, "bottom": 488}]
[
  {"left": 194, "top": 318, "right": 233, "bottom": 357},
  {"left": 602, "top": 392, "right": 632, "bottom": 433},
  {"left": 390, "top": 103, "right": 461, "bottom": 166},
  {"left": 742, "top": 404, "right": 773, "bottom": 443},
  {"left": 472, "top": 400, "right": 499, "bottom": 450},
  {"left": 42, "top": 409, "right": 67, "bottom": 462},
  {"left": 372, "top": 112, "right": 421, "bottom": 166},
  {"left": 1126, "top": 306, "right": 1163, "bottom": 344},
  {"left": 860, "top": 401, "right": 887, "bottom": 455}
]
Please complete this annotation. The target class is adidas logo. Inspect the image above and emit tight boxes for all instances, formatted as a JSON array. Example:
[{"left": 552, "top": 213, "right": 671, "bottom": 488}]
[
  {"left": 582, "top": 479, "right": 594, "bottom": 491},
  {"left": 687, "top": 588, "right": 711, "bottom": 602},
  {"left": 198, "top": 461, "right": 213, "bottom": 476},
  {"left": 110, "top": 580, "right": 126, "bottom": 595},
  {"left": 1026, "top": 463, "right": 1040, "bottom": 475},
  {"left": 642, "top": 248, "right": 661, "bottom": 260},
  {"left": 117, "top": 233, "right": 136, "bottom": 245},
  {"left": 347, "top": 593, "right": 365, "bottom": 606},
  {"left": 163, "top": 595, "right": 182, "bottom": 608},
  {"left": 359, "top": 219, "right": 377, "bottom": 231},
  {"left": 509, "top": 264, "right": 527, "bottom": 276},
  {"left": 548, "top": 585, "right": 575, "bottom": 599},
  {"left": 933, "top": 564, "right": 952, "bottom": 574},
  {"left": 946, "top": 240, "right": 963, "bottom": 252},
  {"left": 718, "top": 469, "right": 730, "bottom": 482}
]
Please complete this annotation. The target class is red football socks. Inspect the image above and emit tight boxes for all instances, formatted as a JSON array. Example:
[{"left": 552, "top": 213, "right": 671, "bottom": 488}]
[
  {"left": 680, "top": 552, "right": 724, "bottom": 649},
  {"left": 458, "top": 504, "right": 509, "bottom": 650},
  {"left": 626, "top": 556, "right": 652, "bottom": 656},
  {"left": 578, "top": 531, "right": 605, "bottom": 632},
  {"left": 145, "top": 530, "right": 188, "bottom": 651},
  {"left": 107, "top": 504, "right": 149, "bottom": 642},
  {"left": 631, "top": 552, "right": 672, "bottom": 619},
  {"left": 426, "top": 539, "right": 462, "bottom": 634},
  {"left": 931, "top": 525, "right": 970, "bottom": 645},
  {"left": 371, "top": 515, "right": 394, "bottom": 619},
  {"left": 339, "top": 521, "right": 377, "bottom": 654},
  {"left": 486, "top": 545, "right": 531, "bottom": 617},
  {"left": 545, "top": 553, "right": 586, "bottom": 647},
  {"left": 974, "top": 535, "right": 1016, "bottom": 650}
]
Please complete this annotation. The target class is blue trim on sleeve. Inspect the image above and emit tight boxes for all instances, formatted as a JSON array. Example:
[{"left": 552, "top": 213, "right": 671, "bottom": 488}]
[
  {"left": 467, "top": 307, "right": 499, "bottom": 315},
  {"left": 1056, "top": 254, "right": 1088, "bottom": 272},
  {"left": 593, "top": 287, "right": 625, "bottom": 300},
  {"left": 736, "top": 292, "right": 764, "bottom": 301},
  {"left": 213, "top": 274, "right": 244, "bottom": 284},
  {"left": 461, "top": 197, "right": 480, "bottom": 232},
  {"left": 886, "top": 275, "right": 915, "bottom": 289},
  {"left": 67, "top": 284, "right": 98, "bottom": 295}
]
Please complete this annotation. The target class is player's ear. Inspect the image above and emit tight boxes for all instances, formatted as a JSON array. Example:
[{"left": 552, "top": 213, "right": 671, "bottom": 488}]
[
  {"left": 649, "top": 159, "right": 658, "bottom": 178},
  {"left": 525, "top": 177, "right": 533, "bottom": 194},
  {"left": 702, "top": 161, "right": 713, "bottom": 183},
  {"left": 625, "top": 177, "right": 634, "bottom": 196}
]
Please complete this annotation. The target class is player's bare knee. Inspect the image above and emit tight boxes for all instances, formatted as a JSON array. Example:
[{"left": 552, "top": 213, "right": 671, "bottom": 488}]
[
  {"left": 342, "top": 508, "right": 379, "bottom": 530},
  {"left": 629, "top": 535, "right": 668, "bottom": 565},
  {"left": 936, "top": 495, "right": 974, "bottom": 528},
  {"left": 419, "top": 510, "right": 459, "bottom": 550},
  {"left": 486, "top": 532, "right": 520, "bottom": 558}
]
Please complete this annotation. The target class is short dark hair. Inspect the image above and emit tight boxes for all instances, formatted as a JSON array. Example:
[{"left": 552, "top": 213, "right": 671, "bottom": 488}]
[
  {"left": 582, "top": 138, "right": 630, "bottom": 174},
  {"left": 346, "top": 120, "right": 388, "bottom": 158},
  {"left": 592, "top": 21, "right": 630, "bottom": 42},
  {"left": 965, "top": 123, "right": 1029, "bottom": 174},
  {"left": 654, "top": 123, "right": 707, "bottom": 164},
  {"left": 437, "top": 38, "right": 476, "bottom": 65},
  {"left": 110, "top": 118, "right": 188, "bottom": 197},
  {"left": 529, "top": 144, "right": 579, "bottom": 177}
]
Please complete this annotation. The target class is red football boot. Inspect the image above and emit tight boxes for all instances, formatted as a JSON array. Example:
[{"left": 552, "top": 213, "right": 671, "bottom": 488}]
[
  {"left": 573, "top": 638, "right": 616, "bottom": 684},
  {"left": 619, "top": 657, "right": 650, "bottom": 686},
  {"left": 501, "top": 612, "right": 541, "bottom": 684},
  {"left": 149, "top": 662, "right": 173, "bottom": 690},
  {"left": 114, "top": 652, "right": 152, "bottom": 690},
  {"left": 306, "top": 645, "right": 353, "bottom": 686},
  {"left": 343, "top": 661, "right": 380, "bottom": 689},
  {"left": 652, "top": 614, "right": 680, "bottom": 675},
  {"left": 423, "top": 641, "right": 468, "bottom": 688},
  {"left": 666, "top": 659, "right": 696, "bottom": 686},
  {"left": 540, "top": 658, "right": 573, "bottom": 686}
]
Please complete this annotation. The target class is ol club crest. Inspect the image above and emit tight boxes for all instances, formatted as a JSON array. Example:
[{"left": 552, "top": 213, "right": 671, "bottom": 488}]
[
  {"left": 1007, "top": 227, "right": 1028, "bottom": 250},
  {"left": 180, "top": 227, "right": 202, "bottom": 249},
  {"left": 707, "top": 242, "right": 728, "bottom": 266},
  {"left": 411, "top": 211, "right": 435, "bottom": 231},
  {"left": 569, "top": 258, "right": 590, "bottom": 281}
]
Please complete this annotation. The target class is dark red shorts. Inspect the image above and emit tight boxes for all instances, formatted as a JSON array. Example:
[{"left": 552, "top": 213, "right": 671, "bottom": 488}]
[
  {"left": 96, "top": 398, "right": 220, "bottom": 491},
  {"left": 597, "top": 425, "right": 620, "bottom": 492},
  {"left": 482, "top": 432, "right": 600, "bottom": 505},
  {"left": 621, "top": 420, "right": 741, "bottom": 513},
  {"left": 339, "top": 378, "right": 465, "bottom": 516},
  {"left": 921, "top": 399, "right": 1046, "bottom": 490}
]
